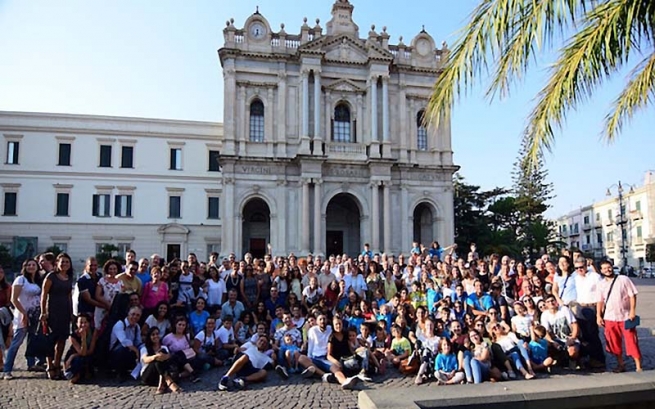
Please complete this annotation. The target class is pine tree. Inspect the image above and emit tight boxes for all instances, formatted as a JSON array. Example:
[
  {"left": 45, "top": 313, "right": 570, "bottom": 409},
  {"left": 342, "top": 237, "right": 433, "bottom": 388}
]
[{"left": 512, "top": 136, "right": 555, "bottom": 259}]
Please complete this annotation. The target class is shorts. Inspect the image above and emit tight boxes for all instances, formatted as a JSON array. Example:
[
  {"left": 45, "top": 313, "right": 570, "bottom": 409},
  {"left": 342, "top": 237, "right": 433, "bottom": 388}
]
[
  {"left": 310, "top": 356, "right": 333, "bottom": 373},
  {"left": 235, "top": 353, "right": 263, "bottom": 378},
  {"left": 604, "top": 320, "right": 641, "bottom": 360}
]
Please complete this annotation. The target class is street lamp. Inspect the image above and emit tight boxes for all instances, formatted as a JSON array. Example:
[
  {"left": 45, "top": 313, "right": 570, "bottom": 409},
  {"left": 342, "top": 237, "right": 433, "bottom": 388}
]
[{"left": 606, "top": 181, "right": 635, "bottom": 273}]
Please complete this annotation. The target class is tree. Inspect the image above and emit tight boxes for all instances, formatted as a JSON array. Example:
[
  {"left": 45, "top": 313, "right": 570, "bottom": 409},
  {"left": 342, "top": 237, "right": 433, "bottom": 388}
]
[
  {"left": 95, "top": 244, "right": 125, "bottom": 268},
  {"left": 426, "top": 0, "right": 655, "bottom": 163},
  {"left": 45, "top": 245, "right": 64, "bottom": 258},
  {"left": 0, "top": 245, "right": 12, "bottom": 270}
]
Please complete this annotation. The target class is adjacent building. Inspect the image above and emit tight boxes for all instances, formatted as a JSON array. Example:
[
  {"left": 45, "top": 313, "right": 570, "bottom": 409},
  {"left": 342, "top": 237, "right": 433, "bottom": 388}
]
[
  {"left": 0, "top": 1, "right": 457, "bottom": 269},
  {"left": 555, "top": 171, "right": 655, "bottom": 268}
]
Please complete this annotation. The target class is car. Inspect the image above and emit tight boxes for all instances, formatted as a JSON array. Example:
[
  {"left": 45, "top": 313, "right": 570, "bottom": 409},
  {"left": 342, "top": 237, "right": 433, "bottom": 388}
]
[{"left": 641, "top": 267, "right": 654, "bottom": 278}]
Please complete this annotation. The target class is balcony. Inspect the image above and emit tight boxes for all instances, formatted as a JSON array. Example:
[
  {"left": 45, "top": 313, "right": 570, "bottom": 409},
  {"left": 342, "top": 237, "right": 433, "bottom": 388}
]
[
  {"left": 325, "top": 142, "right": 368, "bottom": 161},
  {"left": 560, "top": 230, "right": 569, "bottom": 238},
  {"left": 605, "top": 218, "right": 614, "bottom": 226},
  {"left": 630, "top": 210, "right": 643, "bottom": 221},
  {"left": 570, "top": 230, "right": 580, "bottom": 237},
  {"left": 583, "top": 223, "right": 592, "bottom": 231}
]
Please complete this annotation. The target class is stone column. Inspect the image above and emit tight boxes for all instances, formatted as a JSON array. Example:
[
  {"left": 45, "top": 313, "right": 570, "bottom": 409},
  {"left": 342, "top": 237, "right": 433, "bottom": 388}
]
[
  {"left": 313, "top": 179, "right": 323, "bottom": 254},
  {"left": 237, "top": 86, "right": 247, "bottom": 156},
  {"left": 301, "top": 178, "right": 311, "bottom": 254},
  {"left": 266, "top": 87, "right": 274, "bottom": 157},
  {"left": 399, "top": 77, "right": 408, "bottom": 162},
  {"left": 401, "top": 183, "right": 409, "bottom": 253},
  {"left": 325, "top": 90, "right": 332, "bottom": 145},
  {"left": 299, "top": 70, "right": 311, "bottom": 154},
  {"left": 381, "top": 75, "right": 391, "bottom": 157},
  {"left": 313, "top": 70, "right": 322, "bottom": 155},
  {"left": 370, "top": 75, "right": 380, "bottom": 158},
  {"left": 371, "top": 181, "right": 380, "bottom": 253},
  {"left": 383, "top": 181, "right": 392, "bottom": 253},
  {"left": 277, "top": 72, "right": 287, "bottom": 157},
  {"left": 276, "top": 179, "right": 287, "bottom": 252},
  {"left": 222, "top": 177, "right": 235, "bottom": 254},
  {"left": 223, "top": 68, "right": 236, "bottom": 155}
]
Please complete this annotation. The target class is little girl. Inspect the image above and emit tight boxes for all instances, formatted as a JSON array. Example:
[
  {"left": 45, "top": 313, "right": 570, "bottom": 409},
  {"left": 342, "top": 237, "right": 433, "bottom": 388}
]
[
  {"left": 434, "top": 338, "right": 465, "bottom": 385},
  {"left": 234, "top": 311, "right": 255, "bottom": 345},
  {"left": 510, "top": 302, "right": 533, "bottom": 342}
]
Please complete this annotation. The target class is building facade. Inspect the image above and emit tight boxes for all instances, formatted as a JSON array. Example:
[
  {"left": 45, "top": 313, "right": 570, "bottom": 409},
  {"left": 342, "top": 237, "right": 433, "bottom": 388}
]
[
  {"left": 555, "top": 171, "right": 655, "bottom": 268},
  {"left": 0, "top": 1, "right": 456, "bottom": 269}
]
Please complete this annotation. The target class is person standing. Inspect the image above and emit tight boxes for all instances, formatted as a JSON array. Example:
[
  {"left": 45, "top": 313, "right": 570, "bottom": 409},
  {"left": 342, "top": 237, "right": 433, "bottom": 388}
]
[
  {"left": 572, "top": 256, "right": 605, "bottom": 370},
  {"left": 596, "top": 260, "right": 642, "bottom": 372}
]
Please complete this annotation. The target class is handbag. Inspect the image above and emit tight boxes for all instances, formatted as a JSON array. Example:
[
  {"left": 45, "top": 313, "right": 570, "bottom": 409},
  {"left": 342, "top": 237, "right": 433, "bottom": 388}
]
[
  {"left": 26, "top": 322, "right": 55, "bottom": 358},
  {"left": 182, "top": 347, "right": 196, "bottom": 360},
  {"left": 624, "top": 316, "right": 640, "bottom": 330},
  {"left": 340, "top": 354, "right": 360, "bottom": 371}
]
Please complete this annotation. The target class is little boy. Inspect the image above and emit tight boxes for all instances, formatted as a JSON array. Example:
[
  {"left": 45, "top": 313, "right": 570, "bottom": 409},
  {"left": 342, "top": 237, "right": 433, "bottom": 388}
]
[
  {"left": 384, "top": 324, "right": 412, "bottom": 367},
  {"left": 280, "top": 333, "right": 301, "bottom": 373}
]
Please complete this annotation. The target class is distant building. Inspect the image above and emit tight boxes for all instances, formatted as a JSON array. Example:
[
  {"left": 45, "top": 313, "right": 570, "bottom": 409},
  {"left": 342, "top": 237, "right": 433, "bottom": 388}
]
[
  {"left": 0, "top": 1, "right": 457, "bottom": 269},
  {"left": 555, "top": 171, "right": 655, "bottom": 268}
]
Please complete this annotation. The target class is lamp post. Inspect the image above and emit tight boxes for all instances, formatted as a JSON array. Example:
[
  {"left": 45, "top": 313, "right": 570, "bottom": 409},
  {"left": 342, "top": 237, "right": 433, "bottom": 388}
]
[{"left": 606, "top": 181, "right": 635, "bottom": 273}]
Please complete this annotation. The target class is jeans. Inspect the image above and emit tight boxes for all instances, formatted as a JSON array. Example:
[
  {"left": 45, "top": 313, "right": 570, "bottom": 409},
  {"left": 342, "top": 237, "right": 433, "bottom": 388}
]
[
  {"left": 462, "top": 354, "right": 490, "bottom": 383},
  {"left": 507, "top": 351, "right": 525, "bottom": 372},
  {"left": 3, "top": 327, "right": 36, "bottom": 373}
]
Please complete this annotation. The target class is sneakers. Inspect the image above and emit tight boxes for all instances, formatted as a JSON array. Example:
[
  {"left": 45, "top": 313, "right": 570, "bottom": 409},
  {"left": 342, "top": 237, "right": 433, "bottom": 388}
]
[
  {"left": 233, "top": 378, "right": 245, "bottom": 390},
  {"left": 301, "top": 366, "right": 316, "bottom": 379},
  {"left": 322, "top": 372, "right": 337, "bottom": 384},
  {"left": 275, "top": 365, "right": 289, "bottom": 380},
  {"left": 415, "top": 374, "right": 424, "bottom": 385},
  {"left": 508, "top": 370, "right": 517, "bottom": 380},
  {"left": 341, "top": 376, "right": 359, "bottom": 390},
  {"left": 3, "top": 373, "right": 13, "bottom": 380},
  {"left": 218, "top": 376, "right": 230, "bottom": 391},
  {"left": 357, "top": 370, "right": 372, "bottom": 382},
  {"left": 190, "top": 374, "right": 201, "bottom": 383}
]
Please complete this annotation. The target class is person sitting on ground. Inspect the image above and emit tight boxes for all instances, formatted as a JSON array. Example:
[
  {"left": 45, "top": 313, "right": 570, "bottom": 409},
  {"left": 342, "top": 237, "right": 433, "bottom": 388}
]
[
  {"left": 384, "top": 324, "right": 412, "bottom": 368},
  {"left": 324, "top": 317, "right": 361, "bottom": 389},
  {"left": 540, "top": 293, "right": 580, "bottom": 367},
  {"left": 193, "top": 317, "right": 223, "bottom": 369},
  {"left": 161, "top": 317, "right": 200, "bottom": 383},
  {"left": 142, "top": 301, "right": 171, "bottom": 338},
  {"left": 63, "top": 313, "right": 98, "bottom": 384},
  {"left": 488, "top": 321, "right": 535, "bottom": 380},
  {"left": 109, "top": 306, "right": 143, "bottom": 381},
  {"left": 528, "top": 325, "right": 555, "bottom": 372},
  {"left": 434, "top": 337, "right": 465, "bottom": 385},
  {"left": 214, "top": 315, "right": 239, "bottom": 362},
  {"left": 218, "top": 335, "right": 275, "bottom": 391},
  {"left": 272, "top": 312, "right": 303, "bottom": 378},
  {"left": 466, "top": 280, "right": 493, "bottom": 319},
  {"left": 139, "top": 327, "right": 182, "bottom": 394}
]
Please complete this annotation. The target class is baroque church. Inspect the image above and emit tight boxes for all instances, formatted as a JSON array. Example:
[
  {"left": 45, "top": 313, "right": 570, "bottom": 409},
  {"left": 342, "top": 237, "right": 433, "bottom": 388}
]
[{"left": 0, "top": 0, "right": 455, "bottom": 266}]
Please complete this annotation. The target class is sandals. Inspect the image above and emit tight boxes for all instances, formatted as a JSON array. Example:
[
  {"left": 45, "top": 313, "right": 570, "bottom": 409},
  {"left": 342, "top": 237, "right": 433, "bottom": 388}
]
[{"left": 155, "top": 386, "right": 168, "bottom": 395}]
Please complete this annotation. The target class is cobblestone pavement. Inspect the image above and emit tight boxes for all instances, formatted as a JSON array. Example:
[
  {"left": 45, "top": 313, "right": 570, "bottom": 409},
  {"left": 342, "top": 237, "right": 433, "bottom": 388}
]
[{"left": 2, "top": 279, "right": 654, "bottom": 409}]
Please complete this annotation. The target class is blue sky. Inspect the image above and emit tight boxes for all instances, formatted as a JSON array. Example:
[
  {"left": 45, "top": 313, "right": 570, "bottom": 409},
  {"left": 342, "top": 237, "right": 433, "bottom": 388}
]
[{"left": 0, "top": 0, "right": 652, "bottom": 218}]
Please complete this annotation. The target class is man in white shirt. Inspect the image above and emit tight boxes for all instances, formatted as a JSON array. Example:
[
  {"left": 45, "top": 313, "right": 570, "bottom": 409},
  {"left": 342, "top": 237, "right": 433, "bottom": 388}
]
[
  {"left": 572, "top": 256, "right": 605, "bottom": 369},
  {"left": 218, "top": 335, "right": 275, "bottom": 391},
  {"left": 109, "top": 306, "right": 143, "bottom": 381}
]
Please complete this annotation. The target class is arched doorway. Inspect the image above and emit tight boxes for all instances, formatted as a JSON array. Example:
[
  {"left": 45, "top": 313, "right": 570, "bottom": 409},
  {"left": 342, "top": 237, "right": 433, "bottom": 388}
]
[
  {"left": 413, "top": 202, "right": 435, "bottom": 247},
  {"left": 326, "top": 193, "right": 361, "bottom": 256},
  {"left": 242, "top": 198, "right": 270, "bottom": 258}
]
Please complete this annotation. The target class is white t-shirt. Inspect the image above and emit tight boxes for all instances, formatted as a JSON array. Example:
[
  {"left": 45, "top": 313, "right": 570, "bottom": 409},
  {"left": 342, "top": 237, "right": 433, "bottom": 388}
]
[
  {"left": 302, "top": 286, "right": 323, "bottom": 305},
  {"left": 195, "top": 330, "right": 217, "bottom": 351},
  {"left": 540, "top": 306, "right": 576, "bottom": 341},
  {"left": 511, "top": 315, "right": 533, "bottom": 338},
  {"left": 242, "top": 343, "right": 274, "bottom": 369},
  {"left": 307, "top": 325, "right": 332, "bottom": 358},
  {"left": 145, "top": 315, "right": 171, "bottom": 336},
  {"left": 206, "top": 279, "right": 227, "bottom": 306},
  {"left": 11, "top": 275, "right": 41, "bottom": 330},
  {"left": 574, "top": 272, "right": 602, "bottom": 304},
  {"left": 214, "top": 326, "right": 235, "bottom": 344}
]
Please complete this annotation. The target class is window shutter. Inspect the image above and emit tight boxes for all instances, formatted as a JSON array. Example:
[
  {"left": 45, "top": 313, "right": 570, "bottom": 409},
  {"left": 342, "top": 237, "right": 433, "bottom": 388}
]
[
  {"left": 114, "top": 195, "right": 121, "bottom": 217},
  {"left": 170, "top": 149, "right": 176, "bottom": 170},
  {"left": 126, "top": 195, "right": 132, "bottom": 217},
  {"left": 92, "top": 194, "right": 99, "bottom": 216}
]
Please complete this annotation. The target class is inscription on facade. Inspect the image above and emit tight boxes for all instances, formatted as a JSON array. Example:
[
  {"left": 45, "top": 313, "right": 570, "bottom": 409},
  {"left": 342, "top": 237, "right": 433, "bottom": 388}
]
[
  {"left": 239, "top": 165, "right": 274, "bottom": 175},
  {"left": 326, "top": 166, "right": 367, "bottom": 178}
]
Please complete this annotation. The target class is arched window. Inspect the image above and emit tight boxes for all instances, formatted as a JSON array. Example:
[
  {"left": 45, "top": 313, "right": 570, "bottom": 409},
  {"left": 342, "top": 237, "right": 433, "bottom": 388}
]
[
  {"left": 333, "top": 103, "right": 352, "bottom": 143},
  {"left": 417, "top": 110, "right": 428, "bottom": 151},
  {"left": 249, "top": 99, "right": 264, "bottom": 142}
]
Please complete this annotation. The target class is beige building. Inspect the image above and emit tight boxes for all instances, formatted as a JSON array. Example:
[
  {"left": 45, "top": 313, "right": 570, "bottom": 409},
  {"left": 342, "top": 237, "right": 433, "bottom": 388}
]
[{"left": 0, "top": 1, "right": 456, "bottom": 267}]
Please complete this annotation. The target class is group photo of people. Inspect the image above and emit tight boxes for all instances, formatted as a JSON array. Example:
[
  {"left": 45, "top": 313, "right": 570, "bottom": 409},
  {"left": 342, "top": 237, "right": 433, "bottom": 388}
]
[{"left": 0, "top": 241, "right": 643, "bottom": 395}]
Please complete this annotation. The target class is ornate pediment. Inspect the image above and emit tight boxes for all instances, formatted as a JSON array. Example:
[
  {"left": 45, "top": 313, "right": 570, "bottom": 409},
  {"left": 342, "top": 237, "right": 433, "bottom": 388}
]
[
  {"left": 298, "top": 34, "right": 393, "bottom": 64},
  {"left": 324, "top": 78, "right": 364, "bottom": 93}
]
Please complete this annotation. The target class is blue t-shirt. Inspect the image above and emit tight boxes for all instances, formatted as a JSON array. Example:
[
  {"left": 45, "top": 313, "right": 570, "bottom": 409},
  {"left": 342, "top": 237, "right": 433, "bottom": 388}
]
[
  {"left": 189, "top": 310, "right": 210, "bottom": 336},
  {"left": 435, "top": 352, "right": 458, "bottom": 372},
  {"left": 136, "top": 271, "right": 152, "bottom": 286},
  {"left": 426, "top": 288, "right": 442, "bottom": 314},
  {"left": 529, "top": 339, "right": 548, "bottom": 363},
  {"left": 555, "top": 273, "right": 577, "bottom": 305},
  {"left": 348, "top": 316, "right": 365, "bottom": 334},
  {"left": 466, "top": 293, "right": 493, "bottom": 312},
  {"left": 428, "top": 248, "right": 444, "bottom": 260}
]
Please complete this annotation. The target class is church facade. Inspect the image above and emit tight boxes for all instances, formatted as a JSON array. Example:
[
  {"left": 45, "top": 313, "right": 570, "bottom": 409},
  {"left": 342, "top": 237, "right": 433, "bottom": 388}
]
[{"left": 0, "top": 0, "right": 456, "bottom": 266}]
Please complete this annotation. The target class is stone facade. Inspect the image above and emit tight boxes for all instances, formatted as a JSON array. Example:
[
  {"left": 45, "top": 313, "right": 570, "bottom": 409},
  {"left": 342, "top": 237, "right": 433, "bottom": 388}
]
[{"left": 0, "top": 0, "right": 456, "bottom": 268}]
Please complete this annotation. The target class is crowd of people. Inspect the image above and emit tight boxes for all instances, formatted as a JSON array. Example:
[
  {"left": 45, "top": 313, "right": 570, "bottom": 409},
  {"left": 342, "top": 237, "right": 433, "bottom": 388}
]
[{"left": 0, "top": 241, "right": 643, "bottom": 395}]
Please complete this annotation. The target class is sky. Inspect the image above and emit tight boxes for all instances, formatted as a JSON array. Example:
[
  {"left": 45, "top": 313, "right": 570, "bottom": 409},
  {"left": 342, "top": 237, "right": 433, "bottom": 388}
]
[{"left": 0, "top": 0, "right": 652, "bottom": 218}]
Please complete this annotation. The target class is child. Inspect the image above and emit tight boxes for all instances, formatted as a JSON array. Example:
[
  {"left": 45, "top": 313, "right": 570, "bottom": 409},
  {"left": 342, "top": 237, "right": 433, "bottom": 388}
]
[
  {"left": 425, "top": 280, "right": 442, "bottom": 316},
  {"left": 373, "top": 324, "right": 390, "bottom": 374},
  {"left": 280, "top": 333, "right": 301, "bottom": 373},
  {"left": 510, "top": 302, "right": 533, "bottom": 342},
  {"left": 409, "top": 281, "right": 426, "bottom": 310},
  {"left": 347, "top": 307, "right": 365, "bottom": 334},
  {"left": 529, "top": 325, "right": 555, "bottom": 372},
  {"left": 384, "top": 324, "right": 412, "bottom": 367},
  {"left": 376, "top": 304, "right": 393, "bottom": 334},
  {"left": 434, "top": 338, "right": 465, "bottom": 385}
]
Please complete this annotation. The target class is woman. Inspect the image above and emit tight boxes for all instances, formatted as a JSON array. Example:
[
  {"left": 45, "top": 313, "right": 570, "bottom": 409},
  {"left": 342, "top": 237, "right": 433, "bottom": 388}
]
[
  {"left": 63, "top": 313, "right": 98, "bottom": 384},
  {"left": 461, "top": 269, "right": 476, "bottom": 296},
  {"left": 240, "top": 265, "right": 260, "bottom": 310},
  {"left": 143, "top": 301, "right": 171, "bottom": 336},
  {"left": 40, "top": 253, "right": 74, "bottom": 380},
  {"left": 414, "top": 319, "right": 441, "bottom": 384},
  {"left": 521, "top": 295, "right": 540, "bottom": 322},
  {"left": 552, "top": 255, "right": 576, "bottom": 307},
  {"left": 301, "top": 276, "right": 322, "bottom": 311},
  {"left": 198, "top": 267, "right": 219, "bottom": 316},
  {"left": 365, "top": 262, "right": 381, "bottom": 300},
  {"left": 257, "top": 262, "right": 274, "bottom": 302},
  {"left": 234, "top": 311, "right": 255, "bottom": 345},
  {"left": 140, "top": 327, "right": 182, "bottom": 394},
  {"left": 94, "top": 259, "right": 123, "bottom": 329},
  {"left": 253, "top": 301, "right": 269, "bottom": 326},
  {"left": 463, "top": 328, "right": 500, "bottom": 383},
  {"left": 141, "top": 266, "right": 169, "bottom": 319},
  {"left": 290, "top": 267, "right": 303, "bottom": 301},
  {"left": 188, "top": 298, "right": 210, "bottom": 336},
  {"left": 2, "top": 260, "right": 41, "bottom": 379},
  {"left": 161, "top": 317, "right": 200, "bottom": 383},
  {"left": 0, "top": 265, "right": 11, "bottom": 367},
  {"left": 489, "top": 322, "right": 535, "bottom": 380},
  {"left": 273, "top": 266, "right": 290, "bottom": 302},
  {"left": 193, "top": 317, "right": 222, "bottom": 368},
  {"left": 323, "top": 280, "right": 340, "bottom": 311},
  {"left": 383, "top": 269, "right": 398, "bottom": 302}
]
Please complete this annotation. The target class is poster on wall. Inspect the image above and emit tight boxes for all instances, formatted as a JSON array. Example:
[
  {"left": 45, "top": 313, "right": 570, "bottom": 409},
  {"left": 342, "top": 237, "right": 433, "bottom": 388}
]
[{"left": 12, "top": 236, "right": 38, "bottom": 271}]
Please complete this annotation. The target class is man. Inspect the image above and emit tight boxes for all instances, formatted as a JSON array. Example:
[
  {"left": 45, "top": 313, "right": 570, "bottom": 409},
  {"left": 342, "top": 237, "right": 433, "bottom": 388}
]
[
  {"left": 208, "top": 251, "right": 219, "bottom": 268},
  {"left": 361, "top": 244, "right": 373, "bottom": 259},
  {"left": 297, "top": 314, "right": 359, "bottom": 390},
  {"left": 109, "top": 306, "right": 143, "bottom": 381},
  {"left": 73, "top": 257, "right": 103, "bottom": 317},
  {"left": 272, "top": 312, "right": 303, "bottom": 378},
  {"left": 135, "top": 258, "right": 151, "bottom": 286},
  {"left": 221, "top": 289, "right": 245, "bottom": 322},
  {"left": 124, "top": 249, "right": 136, "bottom": 272},
  {"left": 572, "top": 256, "right": 605, "bottom": 369},
  {"left": 117, "top": 260, "right": 143, "bottom": 295},
  {"left": 466, "top": 280, "right": 493, "bottom": 318},
  {"left": 218, "top": 335, "right": 274, "bottom": 391},
  {"left": 218, "top": 257, "right": 233, "bottom": 281},
  {"left": 540, "top": 294, "right": 580, "bottom": 364},
  {"left": 534, "top": 258, "right": 547, "bottom": 281},
  {"left": 265, "top": 287, "right": 285, "bottom": 318},
  {"left": 318, "top": 261, "right": 337, "bottom": 292},
  {"left": 596, "top": 260, "right": 642, "bottom": 372},
  {"left": 489, "top": 282, "right": 510, "bottom": 324}
]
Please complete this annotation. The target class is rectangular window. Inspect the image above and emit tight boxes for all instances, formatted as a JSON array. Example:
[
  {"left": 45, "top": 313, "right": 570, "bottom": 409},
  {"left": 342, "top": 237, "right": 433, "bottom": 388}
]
[
  {"left": 170, "top": 148, "right": 182, "bottom": 170},
  {"left": 114, "top": 194, "right": 133, "bottom": 217},
  {"left": 56, "top": 193, "right": 69, "bottom": 216},
  {"left": 595, "top": 213, "right": 600, "bottom": 221},
  {"left": 637, "top": 226, "right": 643, "bottom": 238},
  {"left": 597, "top": 233, "right": 602, "bottom": 243},
  {"left": 58, "top": 143, "right": 71, "bottom": 166},
  {"left": 117, "top": 243, "right": 132, "bottom": 255},
  {"left": 121, "top": 146, "right": 134, "bottom": 168},
  {"left": 636, "top": 200, "right": 641, "bottom": 211},
  {"left": 99, "top": 145, "right": 112, "bottom": 167},
  {"left": 583, "top": 216, "right": 589, "bottom": 224},
  {"left": 585, "top": 234, "right": 591, "bottom": 244},
  {"left": 3, "top": 192, "right": 17, "bottom": 216},
  {"left": 207, "top": 243, "right": 220, "bottom": 256},
  {"left": 208, "top": 150, "right": 221, "bottom": 172},
  {"left": 208, "top": 197, "right": 220, "bottom": 219},
  {"left": 6, "top": 141, "right": 19, "bottom": 164},
  {"left": 607, "top": 232, "right": 614, "bottom": 242},
  {"left": 169, "top": 195, "right": 181, "bottom": 218},
  {"left": 53, "top": 243, "right": 68, "bottom": 253},
  {"left": 574, "top": 223, "right": 579, "bottom": 233},
  {"left": 92, "top": 194, "right": 111, "bottom": 217},
  {"left": 608, "top": 209, "right": 613, "bottom": 219},
  {"left": 95, "top": 243, "right": 111, "bottom": 254}
]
